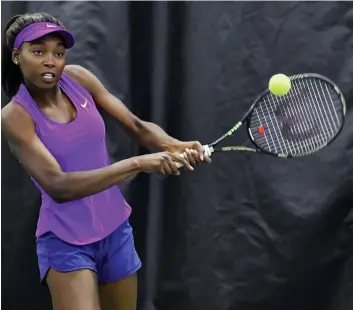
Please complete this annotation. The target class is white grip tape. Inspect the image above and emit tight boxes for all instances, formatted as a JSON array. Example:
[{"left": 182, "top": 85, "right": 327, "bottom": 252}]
[{"left": 175, "top": 145, "right": 211, "bottom": 168}]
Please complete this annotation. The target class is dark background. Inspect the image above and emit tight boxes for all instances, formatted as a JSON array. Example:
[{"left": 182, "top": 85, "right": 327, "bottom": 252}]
[{"left": 2, "top": 1, "right": 353, "bottom": 310}]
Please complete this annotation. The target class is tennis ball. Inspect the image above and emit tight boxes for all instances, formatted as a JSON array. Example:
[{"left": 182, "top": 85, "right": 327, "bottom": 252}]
[{"left": 268, "top": 73, "right": 291, "bottom": 96}]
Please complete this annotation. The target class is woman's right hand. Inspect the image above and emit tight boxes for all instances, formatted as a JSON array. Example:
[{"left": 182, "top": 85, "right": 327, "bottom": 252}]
[{"left": 134, "top": 152, "right": 194, "bottom": 176}]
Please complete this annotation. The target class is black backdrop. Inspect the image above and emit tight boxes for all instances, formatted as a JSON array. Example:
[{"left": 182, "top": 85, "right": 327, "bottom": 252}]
[{"left": 2, "top": 2, "right": 353, "bottom": 310}]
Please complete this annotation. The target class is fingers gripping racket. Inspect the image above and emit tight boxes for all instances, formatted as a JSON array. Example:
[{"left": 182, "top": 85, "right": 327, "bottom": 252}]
[{"left": 176, "top": 73, "right": 346, "bottom": 167}]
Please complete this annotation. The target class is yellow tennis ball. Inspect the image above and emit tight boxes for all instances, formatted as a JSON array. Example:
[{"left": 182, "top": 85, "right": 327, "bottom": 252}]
[{"left": 268, "top": 73, "right": 291, "bottom": 96}]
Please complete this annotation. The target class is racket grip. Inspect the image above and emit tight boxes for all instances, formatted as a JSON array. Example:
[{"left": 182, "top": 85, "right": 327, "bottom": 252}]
[{"left": 175, "top": 145, "right": 211, "bottom": 168}]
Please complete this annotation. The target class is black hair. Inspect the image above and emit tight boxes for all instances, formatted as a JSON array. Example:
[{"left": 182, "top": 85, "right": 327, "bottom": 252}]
[{"left": 1, "top": 12, "right": 65, "bottom": 98}]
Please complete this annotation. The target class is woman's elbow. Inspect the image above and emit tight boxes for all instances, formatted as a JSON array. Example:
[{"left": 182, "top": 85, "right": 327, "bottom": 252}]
[
  {"left": 47, "top": 187, "right": 74, "bottom": 203},
  {"left": 44, "top": 178, "right": 75, "bottom": 203}
]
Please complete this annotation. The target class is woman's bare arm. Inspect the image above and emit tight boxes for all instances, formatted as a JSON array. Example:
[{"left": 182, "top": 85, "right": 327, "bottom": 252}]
[{"left": 1, "top": 102, "right": 141, "bottom": 203}]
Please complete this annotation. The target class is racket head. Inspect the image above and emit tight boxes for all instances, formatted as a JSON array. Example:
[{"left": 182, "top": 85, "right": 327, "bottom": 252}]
[{"left": 246, "top": 73, "right": 346, "bottom": 158}]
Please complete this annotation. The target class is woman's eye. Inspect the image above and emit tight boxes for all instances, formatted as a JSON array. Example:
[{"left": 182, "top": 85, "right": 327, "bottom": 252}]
[
  {"left": 33, "top": 51, "right": 43, "bottom": 55},
  {"left": 57, "top": 53, "right": 65, "bottom": 57}
]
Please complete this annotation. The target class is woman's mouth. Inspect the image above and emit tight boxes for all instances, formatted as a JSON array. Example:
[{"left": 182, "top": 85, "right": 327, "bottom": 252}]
[{"left": 41, "top": 73, "right": 56, "bottom": 82}]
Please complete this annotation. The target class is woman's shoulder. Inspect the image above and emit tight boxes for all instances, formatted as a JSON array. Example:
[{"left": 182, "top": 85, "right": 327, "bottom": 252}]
[
  {"left": 63, "top": 65, "right": 105, "bottom": 96},
  {"left": 64, "top": 65, "right": 92, "bottom": 90}
]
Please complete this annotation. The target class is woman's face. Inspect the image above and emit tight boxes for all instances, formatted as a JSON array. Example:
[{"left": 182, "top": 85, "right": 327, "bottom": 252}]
[{"left": 13, "top": 33, "right": 67, "bottom": 90}]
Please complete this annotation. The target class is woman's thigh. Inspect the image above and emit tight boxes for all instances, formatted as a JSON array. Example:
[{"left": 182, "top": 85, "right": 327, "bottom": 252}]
[
  {"left": 37, "top": 232, "right": 101, "bottom": 310},
  {"left": 96, "top": 220, "right": 141, "bottom": 310},
  {"left": 47, "top": 268, "right": 101, "bottom": 310},
  {"left": 99, "top": 273, "right": 137, "bottom": 310}
]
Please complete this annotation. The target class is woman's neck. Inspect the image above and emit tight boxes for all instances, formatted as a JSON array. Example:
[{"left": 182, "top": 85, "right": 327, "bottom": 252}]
[{"left": 24, "top": 80, "right": 61, "bottom": 107}]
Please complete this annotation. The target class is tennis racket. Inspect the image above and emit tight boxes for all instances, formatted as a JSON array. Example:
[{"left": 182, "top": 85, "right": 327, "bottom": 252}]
[{"left": 176, "top": 73, "right": 346, "bottom": 167}]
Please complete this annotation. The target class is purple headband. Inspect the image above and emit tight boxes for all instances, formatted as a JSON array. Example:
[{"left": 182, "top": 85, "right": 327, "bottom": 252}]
[{"left": 14, "top": 22, "right": 75, "bottom": 49}]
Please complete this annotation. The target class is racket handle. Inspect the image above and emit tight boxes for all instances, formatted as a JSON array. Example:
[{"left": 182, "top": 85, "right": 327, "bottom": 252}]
[{"left": 175, "top": 145, "right": 211, "bottom": 168}]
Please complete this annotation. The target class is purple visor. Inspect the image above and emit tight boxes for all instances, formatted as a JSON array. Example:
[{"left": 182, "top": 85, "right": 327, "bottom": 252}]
[{"left": 14, "top": 22, "right": 75, "bottom": 49}]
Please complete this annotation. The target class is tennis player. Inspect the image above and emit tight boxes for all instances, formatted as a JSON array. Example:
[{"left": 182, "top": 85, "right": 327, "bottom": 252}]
[{"left": 1, "top": 12, "right": 210, "bottom": 310}]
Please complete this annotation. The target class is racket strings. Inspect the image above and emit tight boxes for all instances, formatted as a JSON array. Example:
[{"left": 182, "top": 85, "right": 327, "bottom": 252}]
[{"left": 250, "top": 77, "right": 344, "bottom": 156}]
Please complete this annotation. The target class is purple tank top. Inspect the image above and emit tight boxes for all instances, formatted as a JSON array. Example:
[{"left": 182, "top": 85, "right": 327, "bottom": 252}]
[{"left": 11, "top": 72, "right": 131, "bottom": 245}]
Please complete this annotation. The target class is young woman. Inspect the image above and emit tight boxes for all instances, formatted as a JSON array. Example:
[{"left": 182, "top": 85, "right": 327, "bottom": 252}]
[{"left": 1, "top": 12, "right": 210, "bottom": 310}]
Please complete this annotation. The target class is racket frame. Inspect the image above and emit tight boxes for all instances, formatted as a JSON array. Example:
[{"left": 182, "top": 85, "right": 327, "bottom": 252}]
[{"left": 206, "top": 73, "right": 346, "bottom": 158}]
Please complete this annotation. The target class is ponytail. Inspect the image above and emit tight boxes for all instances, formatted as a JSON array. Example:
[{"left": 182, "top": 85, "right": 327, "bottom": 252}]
[{"left": 1, "top": 15, "right": 23, "bottom": 98}]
